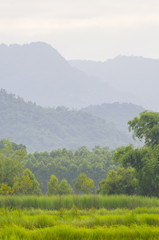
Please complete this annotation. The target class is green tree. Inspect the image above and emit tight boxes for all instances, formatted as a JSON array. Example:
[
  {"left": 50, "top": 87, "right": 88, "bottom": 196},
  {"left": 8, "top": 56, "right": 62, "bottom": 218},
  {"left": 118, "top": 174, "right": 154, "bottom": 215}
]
[
  {"left": 98, "top": 168, "right": 138, "bottom": 195},
  {"left": 47, "top": 175, "right": 59, "bottom": 195},
  {"left": 128, "top": 111, "right": 159, "bottom": 146},
  {"left": 138, "top": 145, "right": 159, "bottom": 196},
  {"left": 114, "top": 145, "right": 147, "bottom": 172},
  {"left": 0, "top": 183, "right": 14, "bottom": 195},
  {"left": 0, "top": 139, "right": 26, "bottom": 151},
  {"left": 58, "top": 179, "right": 74, "bottom": 195},
  {"left": 0, "top": 139, "right": 26, "bottom": 189},
  {"left": 13, "top": 168, "right": 41, "bottom": 195},
  {"left": 24, "top": 146, "right": 115, "bottom": 193},
  {"left": 74, "top": 173, "right": 95, "bottom": 194},
  {"left": 114, "top": 111, "right": 159, "bottom": 196}
]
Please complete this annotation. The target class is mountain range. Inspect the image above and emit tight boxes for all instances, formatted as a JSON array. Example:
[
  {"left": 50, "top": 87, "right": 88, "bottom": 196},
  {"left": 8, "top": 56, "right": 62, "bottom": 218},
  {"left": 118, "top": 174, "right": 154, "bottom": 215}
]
[
  {"left": 0, "top": 42, "right": 117, "bottom": 108},
  {"left": 69, "top": 56, "right": 159, "bottom": 111},
  {"left": 0, "top": 42, "right": 156, "bottom": 110},
  {"left": 0, "top": 42, "right": 156, "bottom": 151},
  {"left": 82, "top": 102, "right": 144, "bottom": 132}
]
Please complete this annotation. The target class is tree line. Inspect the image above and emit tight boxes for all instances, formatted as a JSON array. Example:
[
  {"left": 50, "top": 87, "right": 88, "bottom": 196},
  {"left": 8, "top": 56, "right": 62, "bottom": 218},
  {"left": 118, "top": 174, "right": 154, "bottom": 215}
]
[{"left": 0, "top": 139, "right": 115, "bottom": 195}]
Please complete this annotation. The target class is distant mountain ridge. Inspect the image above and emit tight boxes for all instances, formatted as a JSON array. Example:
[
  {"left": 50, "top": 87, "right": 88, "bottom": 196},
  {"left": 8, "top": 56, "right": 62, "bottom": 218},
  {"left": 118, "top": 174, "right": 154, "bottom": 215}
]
[
  {"left": 0, "top": 89, "right": 131, "bottom": 152},
  {"left": 0, "top": 42, "right": 144, "bottom": 108},
  {"left": 69, "top": 56, "right": 159, "bottom": 111},
  {"left": 82, "top": 102, "right": 145, "bottom": 132}
]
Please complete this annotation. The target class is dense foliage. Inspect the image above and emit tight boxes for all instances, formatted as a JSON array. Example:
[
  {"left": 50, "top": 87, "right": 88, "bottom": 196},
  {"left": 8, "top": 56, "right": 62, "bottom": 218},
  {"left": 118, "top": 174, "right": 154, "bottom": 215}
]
[
  {"left": 0, "top": 138, "right": 116, "bottom": 195},
  {"left": 47, "top": 175, "right": 74, "bottom": 195},
  {"left": 74, "top": 173, "right": 95, "bottom": 194},
  {"left": 0, "top": 139, "right": 41, "bottom": 195},
  {"left": 128, "top": 111, "right": 159, "bottom": 146},
  {"left": 113, "top": 111, "right": 159, "bottom": 196},
  {"left": 24, "top": 146, "right": 116, "bottom": 193},
  {"left": 98, "top": 167, "right": 138, "bottom": 195},
  {"left": 13, "top": 168, "right": 41, "bottom": 195}
]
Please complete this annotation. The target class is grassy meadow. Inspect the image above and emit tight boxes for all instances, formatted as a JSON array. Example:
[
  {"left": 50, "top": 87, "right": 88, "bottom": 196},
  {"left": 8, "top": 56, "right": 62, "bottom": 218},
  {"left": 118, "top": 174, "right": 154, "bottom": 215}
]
[{"left": 1, "top": 195, "right": 159, "bottom": 239}]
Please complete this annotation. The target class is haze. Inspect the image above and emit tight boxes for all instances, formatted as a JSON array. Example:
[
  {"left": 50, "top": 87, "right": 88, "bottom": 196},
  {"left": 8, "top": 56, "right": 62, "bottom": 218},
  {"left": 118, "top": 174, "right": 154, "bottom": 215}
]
[{"left": 1, "top": 0, "right": 159, "bottom": 60}]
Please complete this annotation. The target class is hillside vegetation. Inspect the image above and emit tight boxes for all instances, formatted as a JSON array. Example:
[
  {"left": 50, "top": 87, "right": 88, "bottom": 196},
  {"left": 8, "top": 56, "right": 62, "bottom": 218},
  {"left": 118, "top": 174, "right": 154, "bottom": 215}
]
[
  {"left": 0, "top": 89, "right": 130, "bottom": 152},
  {"left": 82, "top": 102, "right": 144, "bottom": 132}
]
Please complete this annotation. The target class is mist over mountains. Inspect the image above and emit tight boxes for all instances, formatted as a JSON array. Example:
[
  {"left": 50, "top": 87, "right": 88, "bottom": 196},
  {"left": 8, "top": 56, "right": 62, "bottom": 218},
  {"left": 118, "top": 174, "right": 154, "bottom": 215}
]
[
  {"left": 70, "top": 56, "right": 159, "bottom": 111},
  {"left": 0, "top": 89, "right": 132, "bottom": 152},
  {"left": 0, "top": 42, "right": 153, "bottom": 109},
  {"left": 82, "top": 102, "right": 144, "bottom": 133},
  {"left": 0, "top": 42, "right": 149, "bottom": 151}
]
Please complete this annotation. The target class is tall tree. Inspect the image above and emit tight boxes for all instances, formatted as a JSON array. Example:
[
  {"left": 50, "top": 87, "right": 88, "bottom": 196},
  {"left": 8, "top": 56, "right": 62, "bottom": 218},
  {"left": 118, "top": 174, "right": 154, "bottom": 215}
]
[
  {"left": 47, "top": 175, "right": 59, "bottom": 195},
  {"left": 58, "top": 179, "right": 74, "bottom": 195},
  {"left": 128, "top": 111, "right": 159, "bottom": 146},
  {"left": 98, "top": 168, "right": 138, "bottom": 195},
  {"left": 13, "top": 168, "right": 41, "bottom": 195},
  {"left": 0, "top": 139, "right": 26, "bottom": 188},
  {"left": 74, "top": 173, "right": 95, "bottom": 194},
  {"left": 114, "top": 111, "right": 159, "bottom": 196}
]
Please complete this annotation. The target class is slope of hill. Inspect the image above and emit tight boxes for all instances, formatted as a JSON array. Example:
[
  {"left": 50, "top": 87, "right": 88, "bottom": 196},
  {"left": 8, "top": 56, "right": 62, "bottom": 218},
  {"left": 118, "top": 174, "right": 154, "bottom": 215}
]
[
  {"left": 0, "top": 42, "right": 140, "bottom": 108},
  {"left": 0, "top": 89, "right": 131, "bottom": 152},
  {"left": 69, "top": 56, "right": 159, "bottom": 111},
  {"left": 82, "top": 102, "right": 145, "bottom": 133}
]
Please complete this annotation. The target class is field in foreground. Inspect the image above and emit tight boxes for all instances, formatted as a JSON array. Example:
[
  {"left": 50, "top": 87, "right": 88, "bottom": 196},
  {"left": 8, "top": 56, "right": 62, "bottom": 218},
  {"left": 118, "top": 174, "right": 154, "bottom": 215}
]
[{"left": 1, "top": 195, "right": 159, "bottom": 239}]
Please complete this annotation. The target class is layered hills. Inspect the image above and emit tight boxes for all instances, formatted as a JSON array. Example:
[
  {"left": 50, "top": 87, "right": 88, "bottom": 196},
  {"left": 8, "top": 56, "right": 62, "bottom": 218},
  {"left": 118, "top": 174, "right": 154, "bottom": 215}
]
[
  {"left": 82, "top": 102, "right": 144, "bottom": 132},
  {"left": 70, "top": 56, "right": 159, "bottom": 111},
  {"left": 0, "top": 89, "right": 132, "bottom": 152},
  {"left": 0, "top": 42, "right": 143, "bottom": 108}
]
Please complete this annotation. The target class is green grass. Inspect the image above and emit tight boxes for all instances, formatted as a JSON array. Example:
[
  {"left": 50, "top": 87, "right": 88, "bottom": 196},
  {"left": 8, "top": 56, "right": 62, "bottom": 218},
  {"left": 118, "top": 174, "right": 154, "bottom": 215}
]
[
  {"left": 1, "top": 208, "right": 159, "bottom": 239},
  {"left": 1, "top": 208, "right": 159, "bottom": 228},
  {"left": 1, "top": 195, "right": 159, "bottom": 239},
  {"left": 1, "top": 225, "right": 159, "bottom": 240},
  {"left": 1, "top": 195, "right": 159, "bottom": 210}
]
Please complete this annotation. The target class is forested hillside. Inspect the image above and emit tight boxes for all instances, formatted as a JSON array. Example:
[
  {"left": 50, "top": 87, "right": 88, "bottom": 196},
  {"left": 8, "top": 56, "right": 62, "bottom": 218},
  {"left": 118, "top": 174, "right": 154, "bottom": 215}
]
[
  {"left": 82, "top": 102, "right": 144, "bottom": 132},
  {"left": 0, "top": 89, "right": 131, "bottom": 152}
]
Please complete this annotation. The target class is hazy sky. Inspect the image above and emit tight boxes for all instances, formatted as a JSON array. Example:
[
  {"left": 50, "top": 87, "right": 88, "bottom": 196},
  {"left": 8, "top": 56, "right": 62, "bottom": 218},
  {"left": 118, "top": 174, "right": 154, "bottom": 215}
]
[{"left": 1, "top": 0, "right": 159, "bottom": 60}]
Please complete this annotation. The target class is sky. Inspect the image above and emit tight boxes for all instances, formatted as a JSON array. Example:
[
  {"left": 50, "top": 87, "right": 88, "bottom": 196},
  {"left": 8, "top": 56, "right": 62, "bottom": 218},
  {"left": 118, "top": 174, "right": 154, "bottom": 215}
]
[{"left": 1, "top": 0, "right": 159, "bottom": 60}]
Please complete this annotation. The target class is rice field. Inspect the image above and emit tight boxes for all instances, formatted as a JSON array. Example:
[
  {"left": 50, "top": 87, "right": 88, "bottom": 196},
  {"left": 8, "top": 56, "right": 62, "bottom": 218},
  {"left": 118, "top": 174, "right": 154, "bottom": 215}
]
[{"left": 1, "top": 195, "right": 159, "bottom": 239}]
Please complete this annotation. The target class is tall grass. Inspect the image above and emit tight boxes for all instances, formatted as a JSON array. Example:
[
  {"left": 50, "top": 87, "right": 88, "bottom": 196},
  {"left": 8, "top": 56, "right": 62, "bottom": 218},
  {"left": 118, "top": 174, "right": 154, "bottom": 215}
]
[
  {"left": 1, "top": 207, "right": 159, "bottom": 239},
  {"left": 1, "top": 225, "right": 159, "bottom": 240},
  {"left": 1, "top": 208, "right": 159, "bottom": 228},
  {"left": 1, "top": 195, "right": 159, "bottom": 210}
]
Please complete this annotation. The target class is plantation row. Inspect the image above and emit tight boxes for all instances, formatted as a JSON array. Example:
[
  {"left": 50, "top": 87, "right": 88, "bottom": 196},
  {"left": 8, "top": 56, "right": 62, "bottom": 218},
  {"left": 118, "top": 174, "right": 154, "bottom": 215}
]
[
  {"left": 0, "top": 139, "right": 116, "bottom": 195},
  {"left": 0, "top": 139, "right": 138, "bottom": 196}
]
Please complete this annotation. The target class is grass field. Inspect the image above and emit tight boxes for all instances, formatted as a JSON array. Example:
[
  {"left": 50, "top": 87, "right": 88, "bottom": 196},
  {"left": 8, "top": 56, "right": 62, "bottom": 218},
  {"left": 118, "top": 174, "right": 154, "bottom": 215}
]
[
  {"left": 1, "top": 194, "right": 159, "bottom": 210},
  {"left": 1, "top": 195, "right": 159, "bottom": 239}
]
